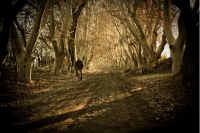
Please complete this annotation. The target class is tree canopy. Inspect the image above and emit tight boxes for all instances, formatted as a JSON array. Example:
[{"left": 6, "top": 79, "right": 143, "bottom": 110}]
[{"left": 0, "top": 0, "right": 198, "bottom": 84}]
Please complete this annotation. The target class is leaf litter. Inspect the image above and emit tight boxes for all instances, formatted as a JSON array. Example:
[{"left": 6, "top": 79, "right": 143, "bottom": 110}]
[{"left": 0, "top": 61, "right": 199, "bottom": 132}]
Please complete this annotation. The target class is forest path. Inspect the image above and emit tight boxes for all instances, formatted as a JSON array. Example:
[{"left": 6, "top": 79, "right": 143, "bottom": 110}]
[{"left": 3, "top": 68, "right": 183, "bottom": 133}]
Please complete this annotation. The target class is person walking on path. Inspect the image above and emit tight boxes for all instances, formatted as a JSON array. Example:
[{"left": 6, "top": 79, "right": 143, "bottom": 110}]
[{"left": 75, "top": 57, "right": 84, "bottom": 82}]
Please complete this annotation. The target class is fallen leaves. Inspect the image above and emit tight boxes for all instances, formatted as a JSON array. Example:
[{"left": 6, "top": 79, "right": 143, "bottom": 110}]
[{"left": 0, "top": 64, "right": 198, "bottom": 132}]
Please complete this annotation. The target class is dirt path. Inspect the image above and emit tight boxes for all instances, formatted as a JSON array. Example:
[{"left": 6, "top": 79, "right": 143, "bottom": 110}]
[{"left": 1, "top": 68, "right": 198, "bottom": 133}]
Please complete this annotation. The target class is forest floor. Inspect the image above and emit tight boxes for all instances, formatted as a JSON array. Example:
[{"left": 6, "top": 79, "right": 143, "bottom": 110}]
[{"left": 0, "top": 58, "right": 199, "bottom": 133}]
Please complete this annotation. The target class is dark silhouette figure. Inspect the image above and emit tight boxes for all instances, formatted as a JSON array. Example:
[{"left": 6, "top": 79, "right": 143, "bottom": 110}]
[{"left": 75, "top": 57, "right": 84, "bottom": 81}]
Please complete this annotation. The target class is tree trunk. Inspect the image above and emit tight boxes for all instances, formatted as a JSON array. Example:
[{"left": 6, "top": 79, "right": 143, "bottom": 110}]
[
  {"left": 125, "top": 57, "right": 129, "bottom": 69},
  {"left": 163, "top": 0, "right": 176, "bottom": 57},
  {"left": 151, "top": 30, "right": 158, "bottom": 51},
  {"left": 15, "top": 53, "right": 32, "bottom": 82},
  {"left": 50, "top": 39, "right": 65, "bottom": 75},
  {"left": 10, "top": 0, "right": 47, "bottom": 83},
  {"left": 38, "top": 57, "right": 41, "bottom": 67},
  {"left": 118, "top": 0, "right": 156, "bottom": 68},
  {"left": 135, "top": 42, "right": 143, "bottom": 68},
  {"left": 64, "top": 38, "right": 71, "bottom": 75},
  {"left": 128, "top": 45, "right": 138, "bottom": 69},
  {"left": 0, "top": 0, "right": 29, "bottom": 76},
  {"left": 51, "top": 53, "right": 65, "bottom": 75},
  {"left": 171, "top": 13, "right": 186, "bottom": 76},
  {"left": 49, "top": 0, "right": 72, "bottom": 75},
  {"left": 163, "top": 0, "right": 176, "bottom": 45},
  {"left": 68, "top": 1, "right": 86, "bottom": 73},
  {"left": 181, "top": 29, "right": 198, "bottom": 84},
  {"left": 146, "top": 56, "right": 154, "bottom": 70},
  {"left": 80, "top": 4, "right": 89, "bottom": 60},
  {"left": 68, "top": 38, "right": 76, "bottom": 72},
  {"left": 50, "top": 56, "right": 53, "bottom": 67},
  {"left": 0, "top": 20, "right": 11, "bottom": 68},
  {"left": 66, "top": 54, "right": 71, "bottom": 74},
  {"left": 176, "top": 1, "right": 199, "bottom": 84},
  {"left": 121, "top": 47, "right": 126, "bottom": 68}
]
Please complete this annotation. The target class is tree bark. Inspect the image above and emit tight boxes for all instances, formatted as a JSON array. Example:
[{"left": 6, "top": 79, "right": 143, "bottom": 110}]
[
  {"left": 163, "top": 0, "right": 176, "bottom": 45},
  {"left": 64, "top": 39, "right": 71, "bottom": 74},
  {"left": 128, "top": 45, "right": 138, "bottom": 69},
  {"left": 10, "top": 0, "right": 47, "bottom": 82},
  {"left": 80, "top": 3, "right": 91, "bottom": 60},
  {"left": 51, "top": 51, "right": 65, "bottom": 76},
  {"left": 0, "top": 0, "right": 29, "bottom": 78},
  {"left": 171, "top": 13, "right": 186, "bottom": 76},
  {"left": 118, "top": 0, "right": 156, "bottom": 68},
  {"left": 49, "top": 0, "right": 72, "bottom": 75},
  {"left": 135, "top": 42, "right": 143, "bottom": 68},
  {"left": 173, "top": 0, "right": 199, "bottom": 84},
  {"left": 151, "top": 30, "right": 158, "bottom": 51}
]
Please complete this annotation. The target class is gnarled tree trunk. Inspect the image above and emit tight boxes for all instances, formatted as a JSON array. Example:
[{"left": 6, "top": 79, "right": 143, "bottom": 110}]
[
  {"left": 0, "top": 0, "right": 29, "bottom": 78},
  {"left": 15, "top": 53, "right": 33, "bottom": 82},
  {"left": 171, "top": 13, "right": 186, "bottom": 76},
  {"left": 49, "top": 0, "right": 72, "bottom": 75},
  {"left": 10, "top": 0, "right": 47, "bottom": 82},
  {"left": 118, "top": 0, "right": 156, "bottom": 69},
  {"left": 51, "top": 51, "right": 65, "bottom": 75},
  {"left": 163, "top": 1, "right": 186, "bottom": 76},
  {"left": 173, "top": 0, "right": 199, "bottom": 84}
]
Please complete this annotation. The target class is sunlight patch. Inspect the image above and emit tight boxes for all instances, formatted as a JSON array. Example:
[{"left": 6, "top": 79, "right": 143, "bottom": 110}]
[
  {"left": 48, "top": 97, "right": 91, "bottom": 118},
  {"left": 115, "top": 93, "right": 132, "bottom": 101},
  {"left": 131, "top": 87, "right": 142, "bottom": 92},
  {"left": 32, "top": 87, "right": 54, "bottom": 94},
  {"left": 72, "top": 97, "right": 91, "bottom": 111},
  {"left": 79, "top": 108, "right": 109, "bottom": 121},
  {"left": 133, "top": 73, "right": 172, "bottom": 80}
]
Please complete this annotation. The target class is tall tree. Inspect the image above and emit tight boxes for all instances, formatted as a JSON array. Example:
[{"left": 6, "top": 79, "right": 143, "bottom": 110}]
[
  {"left": 0, "top": 0, "right": 29, "bottom": 77},
  {"left": 68, "top": 0, "right": 86, "bottom": 72},
  {"left": 48, "top": 0, "right": 72, "bottom": 75},
  {"left": 118, "top": 0, "right": 166, "bottom": 69},
  {"left": 10, "top": 0, "right": 48, "bottom": 82},
  {"left": 172, "top": 0, "right": 199, "bottom": 84},
  {"left": 107, "top": 0, "right": 166, "bottom": 70},
  {"left": 163, "top": 0, "right": 186, "bottom": 76}
]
